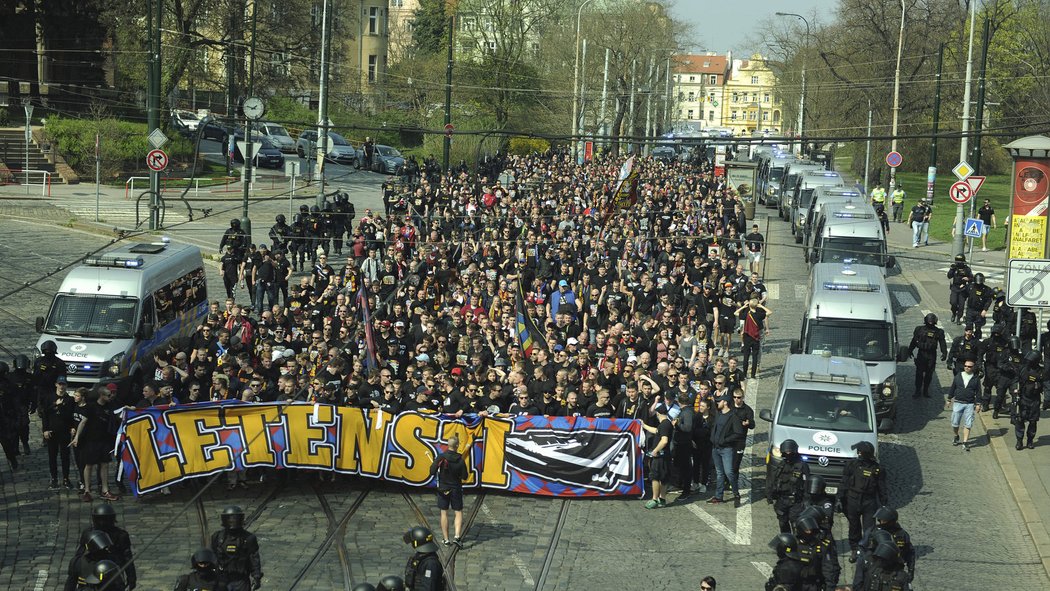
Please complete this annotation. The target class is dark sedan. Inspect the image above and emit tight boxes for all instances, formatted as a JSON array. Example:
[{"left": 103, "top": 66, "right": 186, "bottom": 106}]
[{"left": 231, "top": 135, "right": 285, "bottom": 169}]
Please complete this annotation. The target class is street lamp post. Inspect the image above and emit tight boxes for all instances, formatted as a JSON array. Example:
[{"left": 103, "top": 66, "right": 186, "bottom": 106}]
[
  {"left": 22, "top": 98, "right": 32, "bottom": 196},
  {"left": 571, "top": 0, "right": 595, "bottom": 161},
  {"left": 888, "top": 0, "right": 906, "bottom": 197},
  {"left": 952, "top": 0, "right": 978, "bottom": 258},
  {"left": 775, "top": 12, "right": 810, "bottom": 156}
]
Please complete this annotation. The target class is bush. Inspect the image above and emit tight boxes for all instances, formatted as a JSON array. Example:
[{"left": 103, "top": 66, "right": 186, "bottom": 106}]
[
  {"left": 45, "top": 116, "right": 193, "bottom": 179},
  {"left": 508, "top": 137, "right": 550, "bottom": 156}
]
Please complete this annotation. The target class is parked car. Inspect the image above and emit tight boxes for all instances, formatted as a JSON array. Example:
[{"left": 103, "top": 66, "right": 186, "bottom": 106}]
[
  {"left": 231, "top": 133, "right": 285, "bottom": 169},
  {"left": 365, "top": 144, "right": 405, "bottom": 174},
  {"left": 171, "top": 109, "right": 200, "bottom": 135},
  {"left": 295, "top": 130, "right": 358, "bottom": 165},
  {"left": 651, "top": 146, "right": 676, "bottom": 163},
  {"left": 200, "top": 120, "right": 231, "bottom": 142},
  {"left": 252, "top": 122, "right": 296, "bottom": 153}
]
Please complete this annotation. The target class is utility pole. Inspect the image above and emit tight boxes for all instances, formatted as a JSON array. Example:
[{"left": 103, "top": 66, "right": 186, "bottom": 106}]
[
  {"left": 644, "top": 56, "right": 654, "bottom": 156},
  {"left": 147, "top": 0, "right": 163, "bottom": 230},
  {"left": 864, "top": 98, "right": 872, "bottom": 194},
  {"left": 226, "top": 12, "right": 236, "bottom": 177},
  {"left": 952, "top": 0, "right": 978, "bottom": 258},
  {"left": 628, "top": 59, "right": 637, "bottom": 154},
  {"left": 663, "top": 57, "right": 671, "bottom": 135},
  {"left": 314, "top": 0, "right": 331, "bottom": 205},
  {"left": 571, "top": 0, "right": 595, "bottom": 161},
  {"left": 580, "top": 39, "right": 588, "bottom": 156},
  {"left": 600, "top": 47, "right": 610, "bottom": 147},
  {"left": 443, "top": 9, "right": 455, "bottom": 172},
  {"left": 928, "top": 43, "right": 944, "bottom": 202},
  {"left": 887, "top": 0, "right": 905, "bottom": 197},
  {"left": 972, "top": 17, "right": 991, "bottom": 176},
  {"left": 240, "top": 0, "right": 258, "bottom": 236}
]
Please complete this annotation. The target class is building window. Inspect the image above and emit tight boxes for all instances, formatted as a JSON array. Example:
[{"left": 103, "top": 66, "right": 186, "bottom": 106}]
[
  {"left": 391, "top": 0, "right": 403, "bottom": 7},
  {"left": 762, "top": 112, "right": 769, "bottom": 121},
  {"left": 678, "top": 109, "right": 683, "bottom": 117},
  {"left": 687, "top": 92, "right": 695, "bottom": 102},
  {"left": 731, "top": 111, "right": 738, "bottom": 121},
  {"left": 461, "top": 16, "right": 477, "bottom": 31},
  {"left": 369, "top": 7, "right": 380, "bottom": 34},
  {"left": 709, "top": 75, "right": 717, "bottom": 85},
  {"left": 709, "top": 110, "right": 715, "bottom": 121},
  {"left": 764, "top": 93, "right": 770, "bottom": 103},
  {"left": 368, "top": 54, "right": 378, "bottom": 83},
  {"left": 678, "top": 92, "right": 685, "bottom": 100},
  {"left": 689, "top": 76, "right": 695, "bottom": 82},
  {"left": 751, "top": 75, "right": 759, "bottom": 84},
  {"left": 732, "top": 92, "right": 739, "bottom": 103},
  {"left": 687, "top": 109, "right": 694, "bottom": 119},
  {"left": 773, "top": 110, "right": 781, "bottom": 122},
  {"left": 484, "top": 41, "right": 496, "bottom": 54}
]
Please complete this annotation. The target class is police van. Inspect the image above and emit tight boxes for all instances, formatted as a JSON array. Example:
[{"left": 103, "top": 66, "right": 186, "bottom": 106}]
[
  {"left": 777, "top": 161, "right": 825, "bottom": 219},
  {"left": 790, "top": 171, "right": 845, "bottom": 243},
  {"left": 807, "top": 201, "right": 895, "bottom": 272},
  {"left": 790, "top": 263, "right": 908, "bottom": 424},
  {"left": 801, "top": 188, "right": 863, "bottom": 254},
  {"left": 35, "top": 240, "right": 207, "bottom": 389},
  {"left": 759, "top": 155, "right": 794, "bottom": 206},
  {"left": 760, "top": 354, "right": 889, "bottom": 488}
]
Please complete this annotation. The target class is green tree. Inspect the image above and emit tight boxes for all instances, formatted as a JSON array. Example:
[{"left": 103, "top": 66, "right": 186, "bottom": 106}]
[{"left": 412, "top": 0, "right": 451, "bottom": 56}]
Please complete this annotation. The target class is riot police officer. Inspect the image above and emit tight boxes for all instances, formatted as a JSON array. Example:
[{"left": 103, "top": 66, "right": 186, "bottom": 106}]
[
  {"left": 80, "top": 560, "right": 127, "bottom": 591},
  {"left": 402, "top": 526, "right": 444, "bottom": 591},
  {"left": 220, "top": 248, "right": 241, "bottom": 299},
  {"left": 873, "top": 506, "right": 916, "bottom": 581},
  {"left": 66, "top": 530, "right": 118, "bottom": 591},
  {"left": 10, "top": 354, "right": 34, "bottom": 454},
  {"left": 1020, "top": 307, "right": 1038, "bottom": 350},
  {"left": 802, "top": 475, "right": 836, "bottom": 531},
  {"left": 0, "top": 361, "right": 20, "bottom": 470},
  {"left": 858, "top": 541, "right": 912, "bottom": 591},
  {"left": 289, "top": 213, "right": 308, "bottom": 272},
  {"left": 851, "top": 528, "right": 895, "bottom": 589},
  {"left": 795, "top": 513, "right": 840, "bottom": 591},
  {"left": 947, "top": 323, "right": 982, "bottom": 374},
  {"left": 947, "top": 254, "right": 971, "bottom": 324},
  {"left": 34, "top": 339, "right": 67, "bottom": 409},
  {"left": 321, "top": 202, "right": 336, "bottom": 256},
  {"left": 1013, "top": 350, "right": 1043, "bottom": 450},
  {"left": 210, "top": 506, "right": 262, "bottom": 591},
  {"left": 981, "top": 323, "right": 1008, "bottom": 407},
  {"left": 305, "top": 205, "right": 325, "bottom": 263},
  {"left": 376, "top": 576, "right": 406, "bottom": 591},
  {"left": 837, "top": 441, "right": 887, "bottom": 562},
  {"left": 1041, "top": 320, "right": 1050, "bottom": 411},
  {"left": 219, "top": 219, "right": 248, "bottom": 260},
  {"left": 907, "top": 313, "right": 946, "bottom": 398},
  {"left": 77, "top": 504, "right": 136, "bottom": 590},
  {"left": 766, "top": 533, "right": 804, "bottom": 591},
  {"left": 993, "top": 336, "right": 1023, "bottom": 419},
  {"left": 964, "top": 273, "right": 993, "bottom": 337},
  {"left": 175, "top": 548, "right": 227, "bottom": 591},
  {"left": 767, "top": 439, "right": 809, "bottom": 534},
  {"left": 268, "top": 214, "right": 291, "bottom": 255}
]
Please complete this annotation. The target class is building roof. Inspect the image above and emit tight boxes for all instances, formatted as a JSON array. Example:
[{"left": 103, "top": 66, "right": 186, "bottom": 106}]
[{"left": 673, "top": 54, "right": 729, "bottom": 75}]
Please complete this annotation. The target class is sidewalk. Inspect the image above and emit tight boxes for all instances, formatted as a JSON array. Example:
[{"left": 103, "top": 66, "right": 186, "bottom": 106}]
[{"left": 885, "top": 202, "right": 1050, "bottom": 580}]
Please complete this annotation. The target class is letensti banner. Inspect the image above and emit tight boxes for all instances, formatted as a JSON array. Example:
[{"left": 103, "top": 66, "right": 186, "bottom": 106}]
[{"left": 118, "top": 402, "right": 645, "bottom": 497}]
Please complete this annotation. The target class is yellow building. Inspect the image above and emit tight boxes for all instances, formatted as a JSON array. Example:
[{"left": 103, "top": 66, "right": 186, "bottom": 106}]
[{"left": 722, "top": 54, "right": 781, "bottom": 136}]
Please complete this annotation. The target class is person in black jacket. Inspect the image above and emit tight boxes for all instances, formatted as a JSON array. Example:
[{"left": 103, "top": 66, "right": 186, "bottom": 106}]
[
  {"left": 175, "top": 548, "right": 227, "bottom": 591},
  {"left": 767, "top": 439, "right": 809, "bottom": 533},
  {"left": 76, "top": 505, "right": 136, "bottom": 590},
  {"left": 210, "top": 506, "right": 262, "bottom": 591},
  {"left": 672, "top": 394, "right": 696, "bottom": 497},
  {"left": 709, "top": 395, "right": 745, "bottom": 505},
  {"left": 907, "top": 313, "right": 947, "bottom": 398},
  {"left": 41, "top": 376, "right": 76, "bottom": 490},
  {"left": 429, "top": 434, "right": 468, "bottom": 546},
  {"left": 836, "top": 441, "right": 887, "bottom": 561},
  {"left": 1013, "top": 350, "right": 1043, "bottom": 450},
  {"left": 730, "top": 387, "right": 755, "bottom": 479}
]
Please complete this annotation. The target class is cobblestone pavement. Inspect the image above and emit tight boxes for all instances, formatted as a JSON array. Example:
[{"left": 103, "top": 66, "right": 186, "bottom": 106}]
[{"left": 0, "top": 207, "right": 1048, "bottom": 590}]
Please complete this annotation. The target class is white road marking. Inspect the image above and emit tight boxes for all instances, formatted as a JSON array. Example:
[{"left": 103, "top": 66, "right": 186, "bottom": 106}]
[
  {"left": 795, "top": 285, "right": 808, "bottom": 300},
  {"left": 481, "top": 503, "right": 535, "bottom": 586},
  {"left": 685, "top": 378, "right": 757, "bottom": 546},
  {"left": 33, "top": 570, "right": 48, "bottom": 591},
  {"left": 751, "top": 561, "right": 774, "bottom": 579},
  {"left": 767, "top": 284, "right": 780, "bottom": 301}
]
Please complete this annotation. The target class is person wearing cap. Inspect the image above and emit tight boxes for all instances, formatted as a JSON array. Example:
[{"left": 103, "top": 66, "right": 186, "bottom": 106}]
[
  {"left": 41, "top": 376, "right": 75, "bottom": 490},
  {"left": 641, "top": 402, "right": 674, "bottom": 508},
  {"left": 548, "top": 279, "right": 577, "bottom": 321}
]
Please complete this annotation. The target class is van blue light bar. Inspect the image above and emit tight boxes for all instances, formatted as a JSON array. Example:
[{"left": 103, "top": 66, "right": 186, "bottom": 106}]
[{"left": 84, "top": 256, "right": 145, "bottom": 269}]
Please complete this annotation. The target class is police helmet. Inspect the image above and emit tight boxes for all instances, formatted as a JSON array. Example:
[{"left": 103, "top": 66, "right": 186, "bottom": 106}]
[
  {"left": 924, "top": 313, "right": 938, "bottom": 326},
  {"left": 276, "top": 214, "right": 286, "bottom": 224},
  {"left": 768, "top": 533, "right": 799, "bottom": 558},
  {"left": 872, "top": 542, "right": 901, "bottom": 563},
  {"left": 852, "top": 440, "right": 875, "bottom": 459},
  {"left": 294, "top": 213, "right": 304, "bottom": 224},
  {"left": 91, "top": 503, "right": 117, "bottom": 528},
  {"left": 84, "top": 530, "right": 114, "bottom": 555},
  {"left": 402, "top": 526, "right": 440, "bottom": 553},
  {"left": 795, "top": 515, "right": 820, "bottom": 535},
  {"left": 324, "top": 203, "right": 334, "bottom": 212},
  {"left": 310, "top": 205, "right": 320, "bottom": 214},
  {"left": 230, "top": 218, "right": 241, "bottom": 229},
  {"left": 220, "top": 505, "right": 245, "bottom": 529},
  {"left": 352, "top": 585, "right": 377, "bottom": 591},
  {"left": 806, "top": 475, "right": 827, "bottom": 497},
  {"left": 85, "top": 560, "right": 122, "bottom": 586},
  {"left": 0, "top": 361, "right": 8, "bottom": 376},
  {"left": 779, "top": 439, "right": 799, "bottom": 456},
  {"left": 954, "top": 254, "right": 966, "bottom": 263},
  {"left": 798, "top": 506, "right": 823, "bottom": 524},
  {"left": 1025, "top": 350, "right": 1041, "bottom": 366},
  {"left": 376, "top": 575, "right": 406, "bottom": 591},
  {"left": 974, "top": 272, "right": 985, "bottom": 285},
  {"left": 300, "top": 204, "right": 310, "bottom": 213},
  {"left": 192, "top": 547, "right": 218, "bottom": 570},
  {"left": 1009, "top": 336, "right": 1021, "bottom": 351},
  {"left": 41, "top": 340, "right": 58, "bottom": 355},
  {"left": 991, "top": 323, "right": 1006, "bottom": 337},
  {"left": 13, "top": 354, "right": 29, "bottom": 371},
  {"left": 874, "top": 506, "right": 898, "bottom": 524}
]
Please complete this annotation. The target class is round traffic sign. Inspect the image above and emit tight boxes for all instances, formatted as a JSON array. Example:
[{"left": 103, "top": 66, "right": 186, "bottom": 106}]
[
  {"left": 885, "top": 151, "right": 903, "bottom": 168},
  {"left": 949, "top": 180, "right": 972, "bottom": 204},
  {"left": 146, "top": 149, "right": 168, "bottom": 172},
  {"left": 444, "top": 123, "right": 455, "bottom": 132}
]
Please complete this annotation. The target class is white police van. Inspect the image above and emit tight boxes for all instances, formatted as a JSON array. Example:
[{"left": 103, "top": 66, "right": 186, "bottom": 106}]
[
  {"left": 760, "top": 354, "right": 889, "bottom": 489},
  {"left": 35, "top": 240, "right": 207, "bottom": 389}
]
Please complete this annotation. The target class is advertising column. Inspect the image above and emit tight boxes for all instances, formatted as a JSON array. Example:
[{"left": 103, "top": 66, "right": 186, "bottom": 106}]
[{"left": 1004, "top": 136, "right": 1050, "bottom": 260}]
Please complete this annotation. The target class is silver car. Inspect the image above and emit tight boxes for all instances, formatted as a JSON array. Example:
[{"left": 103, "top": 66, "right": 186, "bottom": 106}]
[
  {"left": 296, "top": 130, "right": 359, "bottom": 165},
  {"left": 366, "top": 144, "right": 405, "bottom": 174},
  {"left": 254, "top": 122, "right": 296, "bottom": 153}
]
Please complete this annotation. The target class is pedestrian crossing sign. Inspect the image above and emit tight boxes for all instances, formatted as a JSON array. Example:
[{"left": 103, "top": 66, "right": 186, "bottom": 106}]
[{"left": 964, "top": 218, "right": 984, "bottom": 238}]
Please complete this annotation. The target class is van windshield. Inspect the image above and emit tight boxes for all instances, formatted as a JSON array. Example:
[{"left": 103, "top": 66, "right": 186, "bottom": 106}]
[
  {"left": 779, "top": 389, "right": 873, "bottom": 432},
  {"left": 264, "top": 125, "right": 290, "bottom": 137},
  {"left": 769, "top": 167, "right": 784, "bottom": 182},
  {"left": 805, "top": 319, "right": 894, "bottom": 361},
  {"left": 820, "top": 237, "right": 885, "bottom": 266},
  {"left": 46, "top": 295, "right": 138, "bottom": 338},
  {"left": 799, "top": 189, "right": 815, "bottom": 209}
]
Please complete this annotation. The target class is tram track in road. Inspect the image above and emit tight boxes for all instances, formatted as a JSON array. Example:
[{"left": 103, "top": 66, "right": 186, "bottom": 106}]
[
  {"left": 534, "top": 499, "right": 571, "bottom": 591},
  {"left": 287, "top": 487, "right": 371, "bottom": 591},
  {"left": 313, "top": 482, "right": 355, "bottom": 591},
  {"left": 401, "top": 490, "right": 485, "bottom": 591}
]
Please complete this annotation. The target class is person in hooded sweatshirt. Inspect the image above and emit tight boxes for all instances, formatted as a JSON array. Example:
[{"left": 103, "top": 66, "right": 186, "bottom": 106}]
[{"left": 429, "top": 433, "right": 469, "bottom": 547}]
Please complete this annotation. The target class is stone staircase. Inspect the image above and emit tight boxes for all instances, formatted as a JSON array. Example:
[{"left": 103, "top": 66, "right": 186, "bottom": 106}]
[{"left": 0, "top": 128, "right": 64, "bottom": 184}]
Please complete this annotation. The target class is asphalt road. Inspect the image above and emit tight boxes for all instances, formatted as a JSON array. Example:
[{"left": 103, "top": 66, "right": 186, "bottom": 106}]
[{"left": 0, "top": 204, "right": 1047, "bottom": 589}]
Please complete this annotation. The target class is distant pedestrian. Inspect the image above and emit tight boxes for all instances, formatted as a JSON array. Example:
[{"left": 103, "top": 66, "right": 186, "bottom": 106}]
[
  {"left": 429, "top": 434, "right": 468, "bottom": 546},
  {"left": 946, "top": 355, "right": 981, "bottom": 451},
  {"left": 977, "top": 198, "right": 997, "bottom": 251},
  {"left": 906, "top": 199, "right": 926, "bottom": 248},
  {"left": 890, "top": 185, "right": 905, "bottom": 222},
  {"left": 744, "top": 223, "right": 764, "bottom": 274},
  {"left": 736, "top": 298, "right": 772, "bottom": 378}
]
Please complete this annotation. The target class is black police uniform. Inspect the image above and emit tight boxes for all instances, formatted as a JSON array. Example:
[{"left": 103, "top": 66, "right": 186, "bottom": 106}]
[
  {"left": 219, "top": 222, "right": 248, "bottom": 261},
  {"left": 907, "top": 318, "right": 946, "bottom": 398},
  {"left": 175, "top": 549, "right": 227, "bottom": 591},
  {"left": 268, "top": 218, "right": 291, "bottom": 255},
  {"left": 963, "top": 278, "right": 992, "bottom": 336},
  {"left": 767, "top": 452, "right": 809, "bottom": 533},
  {"left": 837, "top": 449, "right": 887, "bottom": 556},
  {"left": 981, "top": 327, "right": 1008, "bottom": 404},
  {"left": 66, "top": 532, "right": 119, "bottom": 591},
  {"left": 877, "top": 520, "right": 916, "bottom": 580},
  {"left": 993, "top": 340, "right": 1023, "bottom": 419},
  {"left": 859, "top": 554, "right": 912, "bottom": 591},
  {"left": 210, "top": 521, "right": 262, "bottom": 590},
  {"left": 797, "top": 527, "right": 840, "bottom": 591},
  {"left": 76, "top": 524, "right": 136, "bottom": 589},
  {"left": 947, "top": 330, "right": 982, "bottom": 374},
  {"left": 10, "top": 356, "right": 35, "bottom": 453},
  {"left": 220, "top": 252, "right": 241, "bottom": 298},
  {"left": 1013, "top": 356, "right": 1043, "bottom": 450},
  {"left": 802, "top": 479, "right": 837, "bottom": 531},
  {"left": 305, "top": 208, "right": 325, "bottom": 262},
  {"left": 289, "top": 215, "right": 308, "bottom": 271},
  {"left": 0, "top": 367, "right": 21, "bottom": 469},
  {"left": 946, "top": 258, "right": 971, "bottom": 324},
  {"left": 33, "top": 348, "right": 67, "bottom": 408}
]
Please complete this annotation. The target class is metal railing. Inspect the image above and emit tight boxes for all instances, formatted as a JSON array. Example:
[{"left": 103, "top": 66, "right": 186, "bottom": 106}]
[
  {"left": 4, "top": 169, "right": 52, "bottom": 196},
  {"left": 125, "top": 175, "right": 242, "bottom": 199}
]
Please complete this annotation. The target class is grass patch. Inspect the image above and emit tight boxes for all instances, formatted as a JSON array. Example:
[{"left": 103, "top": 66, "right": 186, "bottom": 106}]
[{"left": 893, "top": 171, "right": 1009, "bottom": 251}]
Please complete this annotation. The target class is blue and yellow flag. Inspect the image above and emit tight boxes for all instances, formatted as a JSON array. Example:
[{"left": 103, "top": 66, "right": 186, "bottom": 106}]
[{"left": 514, "top": 277, "right": 548, "bottom": 357}]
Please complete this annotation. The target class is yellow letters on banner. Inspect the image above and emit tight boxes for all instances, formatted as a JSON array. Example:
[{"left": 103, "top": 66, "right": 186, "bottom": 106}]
[
  {"left": 334, "top": 407, "right": 385, "bottom": 475},
  {"left": 224, "top": 405, "right": 282, "bottom": 466},
  {"left": 125, "top": 415, "right": 183, "bottom": 490},
  {"left": 167, "top": 407, "right": 232, "bottom": 475},
  {"left": 479, "top": 418, "right": 511, "bottom": 488},
  {"left": 283, "top": 404, "right": 335, "bottom": 468},
  {"left": 387, "top": 413, "right": 440, "bottom": 484}
]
